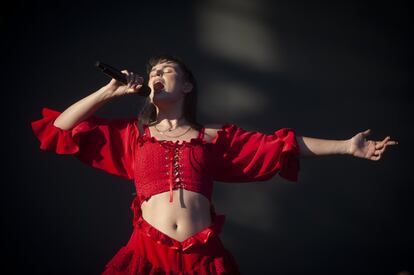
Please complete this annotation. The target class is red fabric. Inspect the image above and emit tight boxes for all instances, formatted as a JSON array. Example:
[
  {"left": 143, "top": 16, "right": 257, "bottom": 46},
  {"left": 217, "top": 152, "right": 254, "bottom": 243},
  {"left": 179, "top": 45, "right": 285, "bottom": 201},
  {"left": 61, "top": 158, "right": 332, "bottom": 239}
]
[
  {"left": 31, "top": 108, "right": 301, "bottom": 204},
  {"left": 101, "top": 196, "right": 241, "bottom": 275},
  {"left": 31, "top": 107, "right": 301, "bottom": 273},
  {"left": 130, "top": 196, "right": 226, "bottom": 252},
  {"left": 211, "top": 123, "right": 301, "bottom": 182},
  {"left": 135, "top": 123, "right": 301, "bottom": 204},
  {"left": 135, "top": 124, "right": 215, "bottom": 203},
  {"left": 31, "top": 108, "right": 136, "bottom": 180}
]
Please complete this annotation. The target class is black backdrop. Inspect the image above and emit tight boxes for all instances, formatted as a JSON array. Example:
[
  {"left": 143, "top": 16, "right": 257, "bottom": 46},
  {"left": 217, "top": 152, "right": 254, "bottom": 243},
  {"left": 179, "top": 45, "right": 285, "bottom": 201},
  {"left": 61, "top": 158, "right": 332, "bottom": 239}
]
[{"left": 2, "top": 1, "right": 413, "bottom": 274}]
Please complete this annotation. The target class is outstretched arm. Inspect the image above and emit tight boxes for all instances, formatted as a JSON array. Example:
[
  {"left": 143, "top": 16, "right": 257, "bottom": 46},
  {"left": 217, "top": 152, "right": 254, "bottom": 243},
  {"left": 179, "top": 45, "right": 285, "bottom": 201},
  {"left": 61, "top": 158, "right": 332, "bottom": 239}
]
[{"left": 297, "top": 129, "right": 398, "bottom": 161}]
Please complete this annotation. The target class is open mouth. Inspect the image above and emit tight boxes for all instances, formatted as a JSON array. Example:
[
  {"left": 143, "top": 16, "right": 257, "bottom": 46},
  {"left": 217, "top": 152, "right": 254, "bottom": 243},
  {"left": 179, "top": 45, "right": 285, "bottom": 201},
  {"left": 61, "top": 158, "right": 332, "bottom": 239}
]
[{"left": 153, "top": 81, "right": 165, "bottom": 91}]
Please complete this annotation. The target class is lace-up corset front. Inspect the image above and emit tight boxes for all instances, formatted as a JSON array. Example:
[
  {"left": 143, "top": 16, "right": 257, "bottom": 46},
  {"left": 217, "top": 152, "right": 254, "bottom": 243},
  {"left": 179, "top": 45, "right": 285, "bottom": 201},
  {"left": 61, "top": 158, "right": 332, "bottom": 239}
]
[{"left": 134, "top": 124, "right": 215, "bottom": 204}]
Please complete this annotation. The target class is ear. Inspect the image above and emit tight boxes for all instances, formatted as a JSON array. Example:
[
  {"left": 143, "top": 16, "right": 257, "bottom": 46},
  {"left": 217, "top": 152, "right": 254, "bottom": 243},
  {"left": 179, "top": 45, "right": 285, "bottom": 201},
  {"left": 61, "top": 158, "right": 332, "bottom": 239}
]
[{"left": 183, "top": 82, "right": 193, "bottom": 93}]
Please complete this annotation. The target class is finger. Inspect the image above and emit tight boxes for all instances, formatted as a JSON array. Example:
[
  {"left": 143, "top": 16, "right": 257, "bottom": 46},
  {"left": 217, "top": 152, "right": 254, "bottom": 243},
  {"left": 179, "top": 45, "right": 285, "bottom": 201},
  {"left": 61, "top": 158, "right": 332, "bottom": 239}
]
[
  {"left": 128, "top": 71, "right": 135, "bottom": 84},
  {"left": 132, "top": 83, "right": 142, "bottom": 90},
  {"left": 375, "top": 140, "right": 398, "bottom": 155},
  {"left": 387, "top": 140, "right": 398, "bottom": 145},
  {"left": 370, "top": 154, "right": 381, "bottom": 161},
  {"left": 374, "top": 146, "right": 386, "bottom": 156},
  {"left": 382, "top": 136, "right": 391, "bottom": 143},
  {"left": 125, "top": 87, "right": 135, "bottom": 93},
  {"left": 375, "top": 136, "right": 390, "bottom": 149},
  {"left": 377, "top": 137, "right": 399, "bottom": 151},
  {"left": 134, "top": 74, "right": 144, "bottom": 85},
  {"left": 375, "top": 141, "right": 385, "bottom": 149},
  {"left": 121, "top": 70, "right": 131, "bottom": 84},
  {"left": 382, "top": 141, "right": 397, "bottom": 149}
]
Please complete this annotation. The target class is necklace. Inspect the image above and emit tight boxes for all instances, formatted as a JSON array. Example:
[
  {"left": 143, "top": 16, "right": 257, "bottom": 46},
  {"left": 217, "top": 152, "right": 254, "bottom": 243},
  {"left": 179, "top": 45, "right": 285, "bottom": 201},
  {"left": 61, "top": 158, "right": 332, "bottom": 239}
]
[
  {"left": 154, "top": 124, "right": 192, "bottom": 138},
  {"left": 153, "top": 116, "right": 185, "bottom": 133}
]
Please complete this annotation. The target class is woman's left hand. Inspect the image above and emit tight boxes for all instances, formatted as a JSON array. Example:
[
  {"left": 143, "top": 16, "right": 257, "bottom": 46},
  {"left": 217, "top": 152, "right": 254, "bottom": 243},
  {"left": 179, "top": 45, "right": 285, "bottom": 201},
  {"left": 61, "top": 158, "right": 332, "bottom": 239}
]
[{"left": 348, "top": 129, "right": 398, "bottom": 161}]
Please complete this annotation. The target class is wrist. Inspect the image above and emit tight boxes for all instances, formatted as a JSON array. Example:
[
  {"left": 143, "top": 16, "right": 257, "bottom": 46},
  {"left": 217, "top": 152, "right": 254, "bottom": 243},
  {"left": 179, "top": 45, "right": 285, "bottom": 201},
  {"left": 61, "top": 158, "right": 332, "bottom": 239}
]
[
  {"left": 341, "top": 139, "right": 352, "bottom": 155},
  {"left": 99, "top": 85, "right": 119, "bottom": 101}
]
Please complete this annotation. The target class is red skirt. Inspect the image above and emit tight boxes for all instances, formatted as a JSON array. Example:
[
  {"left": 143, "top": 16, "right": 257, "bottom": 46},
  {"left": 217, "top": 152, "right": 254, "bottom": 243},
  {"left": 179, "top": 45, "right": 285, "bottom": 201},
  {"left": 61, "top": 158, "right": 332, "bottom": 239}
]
[{"left": 102, "top": 196, "right": 241, "bottom": 274}]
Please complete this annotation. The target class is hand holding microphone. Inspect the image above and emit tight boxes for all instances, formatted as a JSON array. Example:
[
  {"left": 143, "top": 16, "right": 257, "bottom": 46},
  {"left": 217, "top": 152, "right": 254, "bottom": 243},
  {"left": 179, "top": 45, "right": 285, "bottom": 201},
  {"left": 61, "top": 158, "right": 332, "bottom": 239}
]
[{"left": 95, "top": 61, "right": 151, "bottom": 97}]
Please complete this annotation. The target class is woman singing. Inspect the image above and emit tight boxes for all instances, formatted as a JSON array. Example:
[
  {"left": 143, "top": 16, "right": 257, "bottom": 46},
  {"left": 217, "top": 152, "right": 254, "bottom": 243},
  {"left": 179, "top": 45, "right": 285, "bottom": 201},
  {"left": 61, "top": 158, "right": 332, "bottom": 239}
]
[{"left": 31, "top": 54, "right": 398, "bottom": 274}]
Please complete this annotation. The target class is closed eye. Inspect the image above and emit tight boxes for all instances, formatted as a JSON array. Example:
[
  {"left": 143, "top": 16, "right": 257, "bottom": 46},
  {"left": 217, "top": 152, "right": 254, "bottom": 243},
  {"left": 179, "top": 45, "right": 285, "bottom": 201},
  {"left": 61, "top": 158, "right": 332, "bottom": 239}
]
[{"left": 149, "top": 69, "right": 174, "bottom": 78}]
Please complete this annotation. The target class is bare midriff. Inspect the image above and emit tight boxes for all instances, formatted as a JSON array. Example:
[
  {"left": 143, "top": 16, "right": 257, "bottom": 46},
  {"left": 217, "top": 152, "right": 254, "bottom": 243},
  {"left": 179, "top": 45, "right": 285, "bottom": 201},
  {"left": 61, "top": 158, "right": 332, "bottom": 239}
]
[
  {"left": 140, "top": 189, "right": 212, "bottom": 242},
  {"left": 139, "top": 125, "right": 221, "bottom": 242}
]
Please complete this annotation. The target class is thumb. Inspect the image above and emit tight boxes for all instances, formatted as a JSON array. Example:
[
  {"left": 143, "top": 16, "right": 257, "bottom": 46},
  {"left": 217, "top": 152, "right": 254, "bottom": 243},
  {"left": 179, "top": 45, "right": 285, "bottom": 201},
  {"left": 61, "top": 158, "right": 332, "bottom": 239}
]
[{"left": 362, "top": 129, "right": 371, "bottom": 137}]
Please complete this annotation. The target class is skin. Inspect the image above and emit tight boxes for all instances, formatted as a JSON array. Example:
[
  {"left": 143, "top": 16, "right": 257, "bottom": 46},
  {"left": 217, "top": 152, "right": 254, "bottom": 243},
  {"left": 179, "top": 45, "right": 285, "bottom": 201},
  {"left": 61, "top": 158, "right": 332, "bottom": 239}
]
[
  {"left": 140, "top": 60, "right": 223, "bottom": 241},
  {"left": 53, "top": 60, "right": 398, "bottom": 242}
]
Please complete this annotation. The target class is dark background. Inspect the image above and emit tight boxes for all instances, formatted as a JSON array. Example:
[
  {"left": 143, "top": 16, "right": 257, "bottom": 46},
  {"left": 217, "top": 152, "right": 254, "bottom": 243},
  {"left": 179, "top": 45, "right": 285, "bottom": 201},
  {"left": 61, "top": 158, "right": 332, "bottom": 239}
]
[{"left": 2, "top": 0, "right": 413, "bottom": 274}]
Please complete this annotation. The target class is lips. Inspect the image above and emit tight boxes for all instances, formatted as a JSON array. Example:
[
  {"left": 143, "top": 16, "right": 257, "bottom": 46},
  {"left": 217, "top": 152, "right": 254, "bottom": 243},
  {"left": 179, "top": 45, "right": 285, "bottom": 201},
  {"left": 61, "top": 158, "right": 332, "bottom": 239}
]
[{"left": 153, "top": 81, "right": 164, "bottom": 91}]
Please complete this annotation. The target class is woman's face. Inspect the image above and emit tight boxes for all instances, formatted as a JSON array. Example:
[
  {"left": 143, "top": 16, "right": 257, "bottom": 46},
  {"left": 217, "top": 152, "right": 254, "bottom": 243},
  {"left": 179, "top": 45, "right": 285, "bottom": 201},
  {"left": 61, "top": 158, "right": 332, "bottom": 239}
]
[{"left": 148, "top": 60, "right": 192, "bottom": 105}]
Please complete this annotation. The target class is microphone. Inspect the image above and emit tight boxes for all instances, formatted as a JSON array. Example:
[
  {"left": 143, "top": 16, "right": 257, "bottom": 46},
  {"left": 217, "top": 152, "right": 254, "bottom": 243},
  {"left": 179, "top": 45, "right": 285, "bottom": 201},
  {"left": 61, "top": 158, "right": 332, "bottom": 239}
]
[{"left": 95, "top": 61, "right": 151, "bottom": 97}]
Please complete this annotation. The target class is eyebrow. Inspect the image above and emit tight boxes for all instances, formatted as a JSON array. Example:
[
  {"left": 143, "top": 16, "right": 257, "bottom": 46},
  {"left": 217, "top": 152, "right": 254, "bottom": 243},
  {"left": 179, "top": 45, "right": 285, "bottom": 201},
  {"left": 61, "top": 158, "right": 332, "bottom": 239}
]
[{"left": 150, "top": 64, "right": 177, "bottom": 72}]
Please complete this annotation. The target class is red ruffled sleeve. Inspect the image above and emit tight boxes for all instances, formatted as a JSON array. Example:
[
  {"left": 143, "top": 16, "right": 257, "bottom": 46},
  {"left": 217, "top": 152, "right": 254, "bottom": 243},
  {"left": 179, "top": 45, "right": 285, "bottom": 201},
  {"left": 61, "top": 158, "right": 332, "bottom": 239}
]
[
  {"left": 31, "top": 107, "right": 137, "bottom": 181},
  {"left": 212, "top": 124, "right": 301, "bottom": 182}
]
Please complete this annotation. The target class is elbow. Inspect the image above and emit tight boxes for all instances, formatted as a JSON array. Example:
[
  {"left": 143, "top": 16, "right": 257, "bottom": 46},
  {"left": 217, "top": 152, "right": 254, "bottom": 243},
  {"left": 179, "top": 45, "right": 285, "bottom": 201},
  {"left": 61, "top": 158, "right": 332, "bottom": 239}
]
[
  {"left": 53, "top": 116, "right": 75, "bottom": 131},
  {"left": 296, "top": 135, "right": 314, "bottom": 158}
]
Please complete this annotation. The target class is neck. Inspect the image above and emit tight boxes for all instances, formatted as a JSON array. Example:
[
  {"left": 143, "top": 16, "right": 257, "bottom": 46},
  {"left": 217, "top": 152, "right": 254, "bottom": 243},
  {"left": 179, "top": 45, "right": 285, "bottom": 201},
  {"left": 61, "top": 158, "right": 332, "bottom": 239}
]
[{"left": 154, "top": 100, "right": 187, "bottom": 128}]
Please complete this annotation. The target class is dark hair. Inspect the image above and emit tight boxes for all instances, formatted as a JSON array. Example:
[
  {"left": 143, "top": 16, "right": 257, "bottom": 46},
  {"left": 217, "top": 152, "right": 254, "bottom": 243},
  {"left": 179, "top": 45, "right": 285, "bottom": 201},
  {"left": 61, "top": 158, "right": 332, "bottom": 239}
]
[{"left": 138, "top": 54, "right": 203, "bottom": 131}]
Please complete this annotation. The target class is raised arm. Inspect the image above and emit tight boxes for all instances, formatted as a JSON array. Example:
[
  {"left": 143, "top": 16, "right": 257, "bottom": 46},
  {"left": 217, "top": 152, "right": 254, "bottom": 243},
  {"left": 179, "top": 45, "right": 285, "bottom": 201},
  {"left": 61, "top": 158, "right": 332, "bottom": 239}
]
[
  {"left": 54, "top": 70, "right": 144, "bottom": 130},
  {"left": 297, "top": 129, "right": 398, "bottom": 161},
  {"left": 32, "top": 70, "right": 146, "bottom": 180}
]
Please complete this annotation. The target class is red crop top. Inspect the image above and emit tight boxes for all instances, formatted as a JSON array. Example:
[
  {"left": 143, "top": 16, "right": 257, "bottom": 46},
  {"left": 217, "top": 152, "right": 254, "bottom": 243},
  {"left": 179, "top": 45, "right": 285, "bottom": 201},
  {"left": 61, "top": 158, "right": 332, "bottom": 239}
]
[{"left": 31, "top": 108, "right": 301, "bottom": 205}]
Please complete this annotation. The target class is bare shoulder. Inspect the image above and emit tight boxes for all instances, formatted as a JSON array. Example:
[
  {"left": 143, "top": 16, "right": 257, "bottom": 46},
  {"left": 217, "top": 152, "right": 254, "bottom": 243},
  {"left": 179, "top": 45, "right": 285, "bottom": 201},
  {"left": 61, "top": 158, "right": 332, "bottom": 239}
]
[{"left": 203, "top": 123, "right": 226, "bottom": 142}]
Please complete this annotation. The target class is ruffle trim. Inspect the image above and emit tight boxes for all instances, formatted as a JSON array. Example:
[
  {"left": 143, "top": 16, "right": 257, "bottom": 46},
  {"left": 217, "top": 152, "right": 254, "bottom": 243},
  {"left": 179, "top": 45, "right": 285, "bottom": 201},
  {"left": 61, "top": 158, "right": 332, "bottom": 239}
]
[
  {"left": 131, "top": 196, "right": 226, "bottom": 251},
  {"left": 130, "top": 196, "right": 226, "bottom": 252},
  {"left": 274, "top": 128, "right": 301, "bottom": 182},
  {"left": 102, "top": 246, "right": 237, "bottom": 275},
  {"left": 136, "top": 123, "right": 233, "bottom": 148},
  {"left": 31, "top": 107, "right": 99, "bottom": 154},
  {"left": 135, "top": 214, "right": 226, "bottom": 252}
]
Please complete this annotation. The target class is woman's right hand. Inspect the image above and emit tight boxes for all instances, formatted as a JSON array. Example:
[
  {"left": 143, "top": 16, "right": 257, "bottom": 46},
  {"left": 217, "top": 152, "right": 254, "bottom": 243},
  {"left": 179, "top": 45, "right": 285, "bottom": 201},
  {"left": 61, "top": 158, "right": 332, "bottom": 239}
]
[{"left": 104, "top": 70, "right": 145, "bottom": 98}]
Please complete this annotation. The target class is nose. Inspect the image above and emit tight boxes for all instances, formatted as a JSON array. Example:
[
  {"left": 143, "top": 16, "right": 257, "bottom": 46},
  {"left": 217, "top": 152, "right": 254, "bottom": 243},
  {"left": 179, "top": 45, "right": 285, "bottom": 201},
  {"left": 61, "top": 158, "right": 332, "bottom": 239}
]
[{"left": 155, "top": 69, "right": 163, "bottom": 77}]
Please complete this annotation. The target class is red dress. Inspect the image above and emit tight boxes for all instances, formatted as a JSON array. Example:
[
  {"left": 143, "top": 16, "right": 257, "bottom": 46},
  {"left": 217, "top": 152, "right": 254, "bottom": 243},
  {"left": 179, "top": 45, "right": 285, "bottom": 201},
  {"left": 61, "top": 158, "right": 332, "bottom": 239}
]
[{"left": 31, "top": 108, "right": 301, "bottom": 274}]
